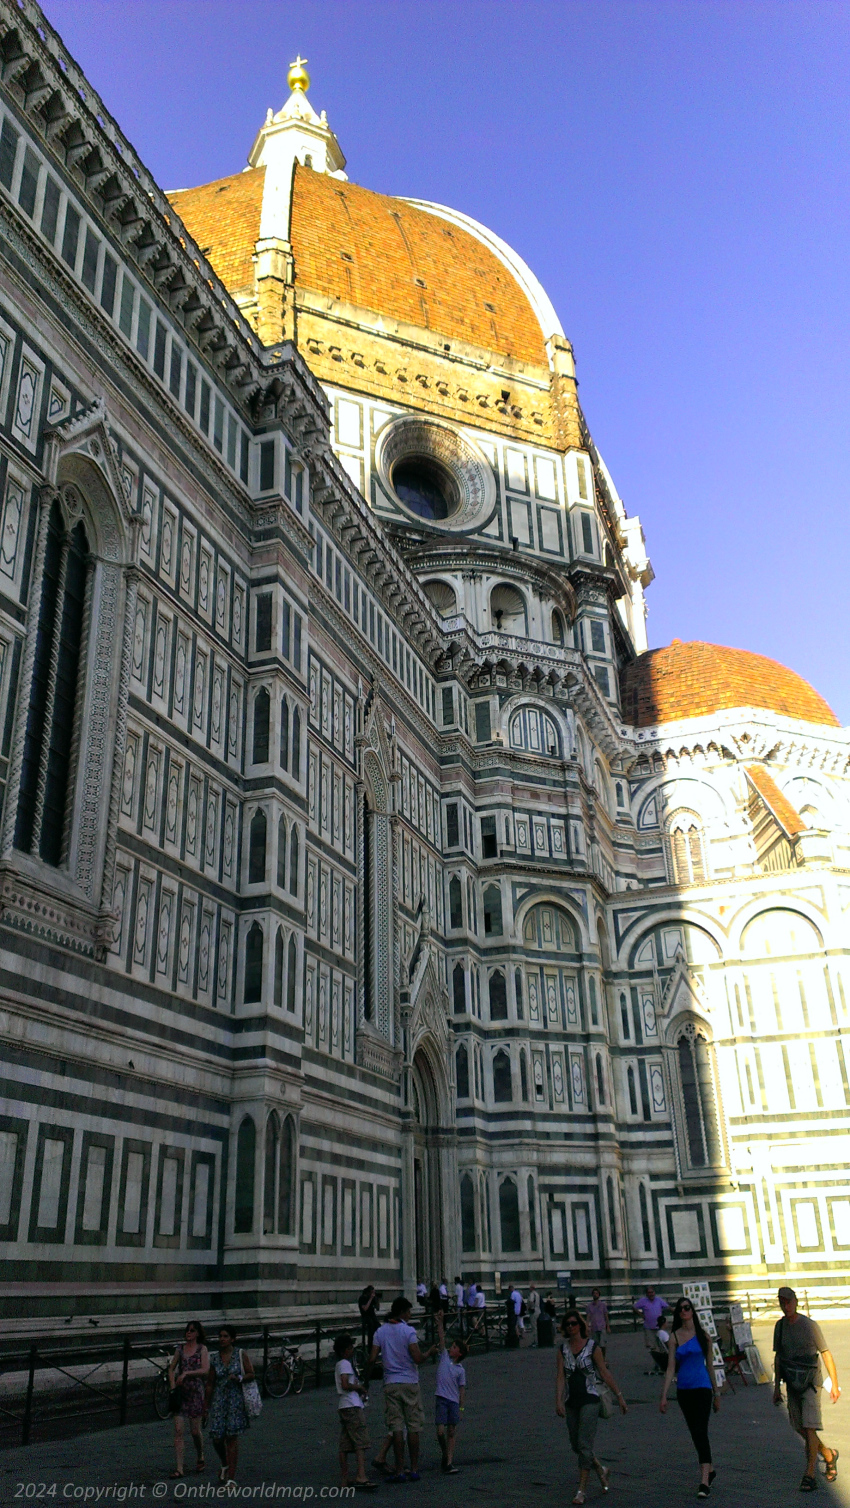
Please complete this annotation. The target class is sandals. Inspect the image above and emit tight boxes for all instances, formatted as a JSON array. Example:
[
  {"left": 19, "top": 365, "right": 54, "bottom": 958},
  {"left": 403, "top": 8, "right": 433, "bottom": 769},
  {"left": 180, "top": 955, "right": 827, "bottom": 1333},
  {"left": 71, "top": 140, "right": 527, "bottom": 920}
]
[
  {"left": 800, "top": 1475, "right": 818, "bottom": 1492},
  {"left": 195, "top": 1458, "right": 205, "bottom": 1473},
  {"left": 572, "top": 1494, "right": 586, "bottom": 1505},
  {"left": 825, "top": 1450, "right": 839, "bottom": 1484},
  {"left": 169, "top": 1471, "right": 184, "bottom": 1480},
  {"left": 597, "top": 1466, "right": 610, "bottom": 1494}
]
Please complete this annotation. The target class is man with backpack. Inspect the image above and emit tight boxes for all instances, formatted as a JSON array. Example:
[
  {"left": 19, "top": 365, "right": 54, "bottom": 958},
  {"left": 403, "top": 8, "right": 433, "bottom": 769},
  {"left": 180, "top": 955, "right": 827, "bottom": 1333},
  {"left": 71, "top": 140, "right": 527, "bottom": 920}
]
[{"left": 773, "top": 1286, "right": 840, "bottom": 1491}]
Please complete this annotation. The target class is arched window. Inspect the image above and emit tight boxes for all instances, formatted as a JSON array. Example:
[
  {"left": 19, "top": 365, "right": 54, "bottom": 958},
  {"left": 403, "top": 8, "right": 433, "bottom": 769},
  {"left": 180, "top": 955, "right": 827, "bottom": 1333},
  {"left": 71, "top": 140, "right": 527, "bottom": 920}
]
[
  {"left": 678, "top": 1035, "right": 704, "bottom": 1164},
  {"left": 277, "top": 814, "right": 287, "bottom": 888},
  {"left": 677, "top": 1031, "right": 723, "bottom": 1169},
  {"left": 264, "top": 1112, "right": 280, "bottom": 1233},
  {"left": 274, "top": 927, "right": 284, "bottom": 1008},
  {"left": 280, "top": 696, "right": 289, "bottom": 770},
  {"left": 481, "top": 1175, "right": 492, "bottom": 1250},
  {"left": 607, "top": 1176, "right": 618, "bottom": 1248},
  {"left": 595, "top": 1053, "right": 605, "bottom": 1105},
  {"left": 493, "top": 1049, "right": 512, "bottom": 1103},
  {"left": 551, "top": 610, "right": 565, "bottom": 646},
  {"left": 452, "top": 962, "right": 466, "bottom": 1014},
  {"left": 252, "top": 688, "right": 270, "bottom": 764},
  {"left": 520, "top": 1050, "right": 529, "bottom": 1102},
  {"left": 588, "top": 976, "right": 599, "bottom": 1027},
  {"left": 234, "top": 1115, "right": 255, "bottom": 1233},
  {"left": 523, "top": 904, "right": 576, "bottom": 951},
  {"left": 499, "top": 1178, "right": 521, "bottom": 1251},
  {"left": 286, "top": 935, "right": 297, "bottom": 1013},
  {"left": 490, "top": 584, "right": 527, "bottom": 635},
  {"left": 483, "top": 884, "right": 502, "bottom": 936},
  {"left": 279, "top": 1115, "right": 295, "bottom": 1235},
  {"left": 291, "top": 707, "right": 301, "bottom": 779},
  {"left": 515, "top": 968, "right": 524, "bottom": 1020},
  {"left": 667, "top": 813, "right": 707, "bottom": 884},
  {"left": 16, "top": 504, "right": 91, "bottom": 865},
  {"left": 289, "top": 825, "right": 299, "bottom": 895},
  {"left": 627, "top": 1065, "right": 638, "bottom": 1116},
  {"left": 489, "top": 970, "right": 508, "bottom": 1020},
  {"left": 449, "top": 876, "right": 463, "bottom": 929},
  {"left": 456, "top": 1042, "right": 470, "bottom": 1099},
  {"left": 527, "top": 1175, "right": 538, "bottom": 1251},
  {"left": 620, "top": 992, "right": 630, "bottom": 1039},
  {"left": 509, "top": 706, "right": 561, "bottom": 757},
  {"left": 244, "top": 922, "right": 264, "bottom": 1004},
  {"left": 639, "top": 1181, "right": 652, "bottom": 1251},
  {"left": 248, "top": 808, "right": 267, "bottom": 884},
  {"left": 460, "top": 1173, "right": 476, "bottom": 1252}
]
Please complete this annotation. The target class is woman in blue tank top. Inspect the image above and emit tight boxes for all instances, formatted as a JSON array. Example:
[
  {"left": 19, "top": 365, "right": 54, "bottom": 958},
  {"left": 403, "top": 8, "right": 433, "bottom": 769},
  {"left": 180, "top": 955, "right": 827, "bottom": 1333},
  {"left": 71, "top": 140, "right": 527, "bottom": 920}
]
[{"left": 660, "top": 1298, "right": 721, "bottom": 1498}]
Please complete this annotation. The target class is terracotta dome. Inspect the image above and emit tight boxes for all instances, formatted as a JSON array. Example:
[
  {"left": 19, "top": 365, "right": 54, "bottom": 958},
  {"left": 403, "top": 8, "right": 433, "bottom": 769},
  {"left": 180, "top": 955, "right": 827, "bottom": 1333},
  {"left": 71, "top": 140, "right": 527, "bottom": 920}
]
[
  {"left": 168, "top": 163, "right": 549, "bottom": 366},
  {"left": 620, "top": 641, "right": 840, "bottom": 729}
]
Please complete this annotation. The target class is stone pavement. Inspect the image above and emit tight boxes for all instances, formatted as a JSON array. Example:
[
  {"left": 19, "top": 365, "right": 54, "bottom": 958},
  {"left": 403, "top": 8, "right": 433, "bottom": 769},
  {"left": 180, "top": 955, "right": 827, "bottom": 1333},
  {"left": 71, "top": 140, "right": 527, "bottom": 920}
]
[{"left": 2, "top": 1321, "right": 850, "bottom": 1508}]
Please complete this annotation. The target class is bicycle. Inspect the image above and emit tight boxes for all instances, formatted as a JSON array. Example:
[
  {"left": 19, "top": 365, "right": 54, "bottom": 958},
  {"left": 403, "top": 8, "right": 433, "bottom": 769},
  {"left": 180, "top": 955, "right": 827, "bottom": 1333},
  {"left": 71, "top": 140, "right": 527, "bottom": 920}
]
[
  {"left": 152, "top": 1347, "right": 176, "bottom": 1420},
  {"left": 264, "top": 1338, "right": 306, "bottom": 1398}
]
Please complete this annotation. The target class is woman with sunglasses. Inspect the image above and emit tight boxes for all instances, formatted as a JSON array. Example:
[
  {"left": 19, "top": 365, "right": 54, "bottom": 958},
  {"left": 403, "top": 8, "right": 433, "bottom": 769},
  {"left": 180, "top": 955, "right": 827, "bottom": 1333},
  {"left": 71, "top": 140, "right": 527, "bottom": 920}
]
[
  {"left": 660, "top": 1298, "right": 721, "bottom": 1498},
  {"left": 556, "top": 1309, "right": 627, "bottom": 1504}
]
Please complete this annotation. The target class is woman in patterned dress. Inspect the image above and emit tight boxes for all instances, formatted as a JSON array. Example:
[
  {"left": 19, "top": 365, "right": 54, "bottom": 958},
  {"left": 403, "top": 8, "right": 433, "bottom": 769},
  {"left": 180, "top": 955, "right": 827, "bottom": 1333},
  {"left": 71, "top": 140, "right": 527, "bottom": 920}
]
[
  {"left": 168, "top": 1320, "right": 210, "bottom": 1477},
  {"left": 207, "top": 1326, "right": 255, "bottom": 1484}
]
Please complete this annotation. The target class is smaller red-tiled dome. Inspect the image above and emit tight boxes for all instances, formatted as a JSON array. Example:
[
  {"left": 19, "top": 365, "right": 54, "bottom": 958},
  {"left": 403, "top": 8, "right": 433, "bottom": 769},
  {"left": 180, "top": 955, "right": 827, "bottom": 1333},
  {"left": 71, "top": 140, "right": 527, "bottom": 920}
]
[{"left": 620, "top": 641, "right": 840, "bottom": 729}]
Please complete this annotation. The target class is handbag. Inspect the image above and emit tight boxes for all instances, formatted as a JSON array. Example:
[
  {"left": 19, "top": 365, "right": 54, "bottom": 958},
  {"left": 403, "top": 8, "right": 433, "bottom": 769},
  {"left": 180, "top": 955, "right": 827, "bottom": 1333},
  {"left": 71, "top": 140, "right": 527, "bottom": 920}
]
[
  {"left": 240, "top": 1351, "right": 263, "bottom": 1418},
  {"left": 597, "top": 1382, "right": 615, "bottom": 1419}
]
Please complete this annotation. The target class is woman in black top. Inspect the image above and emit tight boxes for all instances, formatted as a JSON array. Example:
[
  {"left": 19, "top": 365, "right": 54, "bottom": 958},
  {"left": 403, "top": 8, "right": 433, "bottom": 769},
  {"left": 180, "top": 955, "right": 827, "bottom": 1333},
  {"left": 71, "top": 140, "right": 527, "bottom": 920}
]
[
  {"left": 358, "top": 1285, "right": 380, "bottom": 1348},
  {"left": 556, "top": 1310, "right": 627, "bottom": 1505}
]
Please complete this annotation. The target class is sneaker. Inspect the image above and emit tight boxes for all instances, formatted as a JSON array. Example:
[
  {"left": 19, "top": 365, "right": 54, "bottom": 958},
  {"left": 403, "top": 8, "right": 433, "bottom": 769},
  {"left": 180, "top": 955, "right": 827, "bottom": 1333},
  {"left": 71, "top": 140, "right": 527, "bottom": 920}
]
[
  {"left": 387, "top": 1474, "right": 408, "bottom": 1484},
  {"left": 442, "top": 1466, "right": 460, "bottom": 1475},
  {"left": 407, "top": 1472, "right": 421, "bottom": 1482}
]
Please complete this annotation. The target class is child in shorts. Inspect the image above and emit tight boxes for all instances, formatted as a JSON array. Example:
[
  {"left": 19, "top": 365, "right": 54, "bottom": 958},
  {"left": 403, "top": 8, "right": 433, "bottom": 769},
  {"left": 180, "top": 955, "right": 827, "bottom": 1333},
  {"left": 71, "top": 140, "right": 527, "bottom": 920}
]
[
  {"left": 434, "top": 1309, "right": 468, "bottom": 1474},
  {"left": 334, "top": 1333, "right": 377, "bottom": 1491}
]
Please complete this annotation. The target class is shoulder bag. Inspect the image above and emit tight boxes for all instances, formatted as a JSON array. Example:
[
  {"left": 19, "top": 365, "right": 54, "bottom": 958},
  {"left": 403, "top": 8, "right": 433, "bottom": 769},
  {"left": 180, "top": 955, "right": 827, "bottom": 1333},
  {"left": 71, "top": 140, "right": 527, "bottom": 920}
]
[{"left": 240, "top": 1350, "right": 263, "bottom": 1418}]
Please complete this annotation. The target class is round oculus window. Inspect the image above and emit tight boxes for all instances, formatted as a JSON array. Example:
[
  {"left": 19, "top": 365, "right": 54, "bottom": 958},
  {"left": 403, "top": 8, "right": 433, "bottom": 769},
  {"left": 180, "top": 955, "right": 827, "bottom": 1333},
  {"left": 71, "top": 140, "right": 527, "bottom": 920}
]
[
  {"left": 375, "top": 415, "right": 496, "bottom": 531},
  {"left": 391, "top": 455, "right": 459, "bottom": 521}
]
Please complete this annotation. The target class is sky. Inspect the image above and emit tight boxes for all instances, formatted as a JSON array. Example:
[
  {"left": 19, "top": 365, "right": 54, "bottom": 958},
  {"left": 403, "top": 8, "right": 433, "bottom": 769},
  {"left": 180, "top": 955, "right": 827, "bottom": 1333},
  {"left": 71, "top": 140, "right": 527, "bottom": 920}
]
[{"left": 45, "top": 0, "right": 850, "bottom": 722}]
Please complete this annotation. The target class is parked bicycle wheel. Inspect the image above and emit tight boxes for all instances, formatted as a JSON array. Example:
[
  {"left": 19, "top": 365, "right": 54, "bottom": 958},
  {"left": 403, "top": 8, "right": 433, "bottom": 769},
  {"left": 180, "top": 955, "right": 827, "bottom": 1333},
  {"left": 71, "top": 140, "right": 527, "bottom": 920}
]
[
  {"left": 153, "top": 1371, "right": 171, "bottom": 1419},
  {"left": 264, "top": 1355, "right": 292, "bottom": 1398}
]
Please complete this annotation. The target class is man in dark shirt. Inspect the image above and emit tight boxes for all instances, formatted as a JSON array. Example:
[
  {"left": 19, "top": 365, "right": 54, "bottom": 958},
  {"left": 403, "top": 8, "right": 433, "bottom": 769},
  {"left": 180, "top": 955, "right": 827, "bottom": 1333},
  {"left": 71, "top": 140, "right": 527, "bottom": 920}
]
[{"left": 773, "top": 1286, "right": 840, "bottom": 1491}]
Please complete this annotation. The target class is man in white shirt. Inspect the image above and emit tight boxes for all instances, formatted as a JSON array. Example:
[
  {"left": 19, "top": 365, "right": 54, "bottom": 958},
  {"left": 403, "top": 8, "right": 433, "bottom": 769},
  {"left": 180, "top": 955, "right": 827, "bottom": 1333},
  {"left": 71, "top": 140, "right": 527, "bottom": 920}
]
[
  {"left": 439, "top": 1278, "right": 449, "bottom": 1301},
  {"left": 469, "top": 1283, "right": 486, "bottom": 1332},
  {"left": 527, "top": 1283, "right": 541, "bottom": 1345},
  {"left": 369, "top": 1296, "right": 432, "bottom": 1482},
  {"left": 510, "top": 1284, "right": 525, "bottom": 1334},
  {"left": 415, "top": 1280, "right": 427, "bottom": 1303}
]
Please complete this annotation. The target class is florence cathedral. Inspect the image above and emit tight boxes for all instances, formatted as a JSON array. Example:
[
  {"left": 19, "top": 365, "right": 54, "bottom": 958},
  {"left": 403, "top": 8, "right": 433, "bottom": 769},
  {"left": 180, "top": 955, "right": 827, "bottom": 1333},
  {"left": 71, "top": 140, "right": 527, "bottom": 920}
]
[{"left": 0, "top": 3, "right": 848, "bottom": 1328}]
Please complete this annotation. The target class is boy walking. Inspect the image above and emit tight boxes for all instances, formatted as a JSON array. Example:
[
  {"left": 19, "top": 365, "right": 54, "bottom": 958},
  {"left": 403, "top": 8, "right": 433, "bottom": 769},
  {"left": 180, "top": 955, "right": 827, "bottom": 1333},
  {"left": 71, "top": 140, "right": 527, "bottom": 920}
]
[
  {"left": 334, "top": 1333, "right": 377, "bottom": 1491},
  {"left": 434, "top": 1309, "right": 467, "bottom": 1474}
]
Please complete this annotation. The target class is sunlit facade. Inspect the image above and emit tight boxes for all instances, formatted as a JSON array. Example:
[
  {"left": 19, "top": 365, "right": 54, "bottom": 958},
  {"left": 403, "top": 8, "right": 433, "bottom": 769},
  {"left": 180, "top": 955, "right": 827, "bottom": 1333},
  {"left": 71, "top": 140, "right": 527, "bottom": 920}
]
[{"left": 0, "top": 5, "right": 847, "bottom": 1327}]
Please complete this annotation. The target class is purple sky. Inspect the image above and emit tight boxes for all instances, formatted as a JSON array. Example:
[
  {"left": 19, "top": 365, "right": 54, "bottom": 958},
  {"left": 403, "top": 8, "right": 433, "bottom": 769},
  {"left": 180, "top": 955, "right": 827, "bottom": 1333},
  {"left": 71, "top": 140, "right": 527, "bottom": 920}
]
[{"left": 46, "top": 0, "right": 850, "bottom": 722}]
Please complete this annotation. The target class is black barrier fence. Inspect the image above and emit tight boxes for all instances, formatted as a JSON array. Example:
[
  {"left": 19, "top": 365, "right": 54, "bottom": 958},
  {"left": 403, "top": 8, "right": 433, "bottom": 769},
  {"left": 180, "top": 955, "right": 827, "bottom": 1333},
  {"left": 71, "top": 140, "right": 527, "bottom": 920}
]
[{"left": 0, "top": 1300, "right": 650, "bottom": 1449}]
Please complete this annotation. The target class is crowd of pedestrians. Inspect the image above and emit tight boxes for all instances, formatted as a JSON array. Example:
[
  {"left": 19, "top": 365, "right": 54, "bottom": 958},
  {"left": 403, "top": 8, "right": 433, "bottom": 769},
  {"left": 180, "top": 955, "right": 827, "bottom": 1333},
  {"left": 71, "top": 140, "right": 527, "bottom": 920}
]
[{"left": 161, "top": 1282, "right": 842, "bottom": 1499}]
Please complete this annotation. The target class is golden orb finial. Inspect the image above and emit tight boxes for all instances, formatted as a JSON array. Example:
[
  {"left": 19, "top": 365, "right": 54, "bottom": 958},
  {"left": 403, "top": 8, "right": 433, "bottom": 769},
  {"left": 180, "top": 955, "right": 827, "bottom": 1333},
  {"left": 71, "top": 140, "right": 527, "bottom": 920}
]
[{"left": 287, "top": 55, "right": 310, "bottom": 93}]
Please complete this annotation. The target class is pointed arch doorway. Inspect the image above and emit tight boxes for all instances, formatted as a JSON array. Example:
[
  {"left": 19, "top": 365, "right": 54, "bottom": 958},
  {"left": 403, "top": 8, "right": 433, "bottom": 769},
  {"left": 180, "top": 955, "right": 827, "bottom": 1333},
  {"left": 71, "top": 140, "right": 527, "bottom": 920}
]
[{"left": 410, "top": 1047, "right": 446, "bottom": 1283}]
